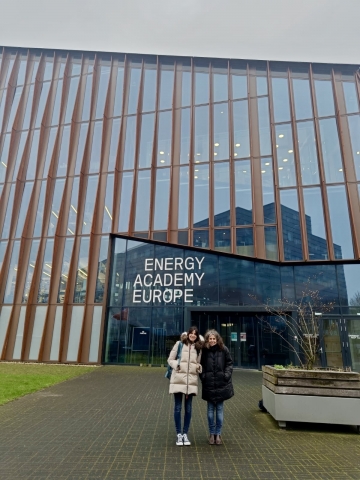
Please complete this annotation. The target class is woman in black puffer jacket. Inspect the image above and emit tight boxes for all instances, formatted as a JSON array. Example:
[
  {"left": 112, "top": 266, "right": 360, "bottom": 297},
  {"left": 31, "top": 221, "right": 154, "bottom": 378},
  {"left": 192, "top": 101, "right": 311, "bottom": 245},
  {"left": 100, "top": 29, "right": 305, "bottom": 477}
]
[{"left": 200, "top": 329, "right": 234, "bottom": 445}]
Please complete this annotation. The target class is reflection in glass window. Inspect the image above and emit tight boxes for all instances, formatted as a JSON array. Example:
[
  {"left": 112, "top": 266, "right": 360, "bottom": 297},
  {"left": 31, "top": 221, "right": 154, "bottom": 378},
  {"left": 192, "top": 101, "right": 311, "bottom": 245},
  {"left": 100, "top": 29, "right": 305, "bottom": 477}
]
[
  {"left": 343, "top": 82, "right": 359, "bottom": 113},
  {"left": 195, "top": 71, "right": 209, "bottom": 105},
  {"left": 89, "top": 121, "right": 103, "bottom": 173},
  {"left": 113, "top": 66, "right": 124, "bottom": 117},
  {"left": 193, "top": 230, "right": 209, "bottom": 248},
  {"left": 142, "top": 66, "right": 157, "bottom": 112},
  {"left": 256, "top": 77, "right": 268, "bottom": 96},
  {"left": 102, "top": 173, "right": 114, "bottom": 233},
  {"left": 347, "top": 115, "right": 360, "bottom": 180},
  {"left": 181, "top": 70, "right": 191, "bottom": 107},
  {"left": 214, "top": 162, "right": 230, "bottom": 226},
  {"left": 15, "top": 181, "right": 34, "bottom": 238},
  {"left": 0, "top": 133, "right": 10, "bottom": 183},
  {"left": 127, "top": 66, "right": 141, "bottom": 114},
  {"left": 22, "top": 239, "right": 40, "bottom": 302},
  {"left": 213, "top": 103, "right": 229, "bottom": 161},
  {"left": 7, "top": 87, "right": 22, "bottom": 130},
  {"left": 31, "top": 58, "right": 40, "bottom": 84},
  {"left": 51, "top": 79, "right": 63, "bottom": 125},
  {"left": 297, "top": 121, "right": 319, "bottom": 185},
  {"left": 235, "top": 160, "right": 252, "bottom": 225},
  {"left": 275, "top": 123, "right": 296, "bottom": 187},
  {"left": 178, "top": 166, "right": 189, "bottom": 229},
  {"left": 118, "top": 171, "right": 133, "bottom": 232},
  {"left": 180, "top": 108, "right": 190, "bottom": 164},
  {"left": 16, "top": 59, "right": 27, "bottom": 86},
  {"left": 123, "top": 115, "right": 136, "bottom": 170},
  {"left": 108, "top": 118, "right": 120, "bottom": 171},
  {"left": 67, "top": 177, "right": 79, "bottom": 235},
  {"left": 4, "top": 59, "right": 15, "bottom": 87},
  {"left": 280, "top": 189, "right": 303, "bottom": 261},
  {"left": 213, "top": 73, "right": 228, "bottom": 102},
  {"left": 33, "top": 180, "right": 46, "bottom": 237},
  {"left": 159, "top": 68, "right": 174, "bottom": 110},
  {"left": 236, "top": 228, "right": 254, "bottom": 256},
  {"left": 215, "top": 229, "right": 231, "bottom": 253},
  {"left": 232, "top": 75, "right": 247, "bottom": 100},
  {"left": 48, "top": 178, "right": 65, "bottom": 236},
  {"left": 303, "top": 187, "right": 327, "bottom": 260},
  {"left": 74, "top": 122, "right": 88, "bottom": 175},
  {"left": 233, "top": 100, "right": 249, "bottom": 159},
  {"left": 1, "top": 183, "right": 15, "bottom": 239},
  {"left": 314, "top": 80, "right": 335, "bottom": 117},
  {"left": 327, "top": 185, "right": 354, "bottom": 259},
  {"left": 194, "top": 105, "right": 209, "bottom": 162},
  {"left": 22, "top": 84, "right": 35, "bottom": 130},
  {"left": 157, "top": 111, "right": 172, "bottom": 166},
  {"left": 138, "top": 113, "right": 155, "bottom": 168},
  {"left": 43, "top": 58, "right": 53, "bottom": 81},
  {"left": 319, "top": 118, "right": 344, "bottom": 183},
  {"left": 193, "top": 163, "right": 209, "bottom": 227},
  {"left": 81, "top": 74, "right": 93, "bottom": 121},
  {"left": 292, "top": 79, "right": 313, "bottom": 120},
  {"left": 65, "top": 76, "right": 80, "bottom": 123},
  {"left": 57, "top": 125, "right": 70, "bottom": 177},
  {"left": 57, "top": 237, "right": 74, "bottom": 303},
  {"left": 134, "top": 170, "right": 151, "bottom": 231},
  {"left": 261, "top": 158, "right": 275, "bottom": 223},
  {"left": 37, "top": 239, "right": 54, "bottom": 303},
  {"left": 73, "top": 237, "right": 90, "bottom": 303},
  {"left": 95, "top": 66, "right": 110, "bottom": 118},
  {"left": 13, "top": 131, "right": 27, "bottom": 181},
  {"left": 43, "top": 127, "right": 57, "bottom": 177},
  {"left": 257, "top": 97, "right": 271, "bottom": 156},
  {"left": 3, "top": 240, "right": 20, "bottom": 303},
  {"left": 338, "top": 264, "right": 360, "bottom": 307},
  {"left": 82, "top": 176, "right": 99, "bottom": 234},
  {"left": 272, "top": 78, "right": 290, "bottom": 123},
  {"left": 35, "top": 82, "right": 50, "bottom": 128},
  {"left": 95, "top": 236, "right": 109, "bottom": 303},
  {"left": 154, "top": 168, "right": 170, "bottom": 230}
]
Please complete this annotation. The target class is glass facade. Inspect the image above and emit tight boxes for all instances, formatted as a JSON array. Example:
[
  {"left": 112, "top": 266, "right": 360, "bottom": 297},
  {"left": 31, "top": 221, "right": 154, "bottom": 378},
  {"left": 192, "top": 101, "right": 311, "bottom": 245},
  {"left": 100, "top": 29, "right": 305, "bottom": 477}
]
[{"left": 0, "top": 47, "right": 359, "bottom": 366}]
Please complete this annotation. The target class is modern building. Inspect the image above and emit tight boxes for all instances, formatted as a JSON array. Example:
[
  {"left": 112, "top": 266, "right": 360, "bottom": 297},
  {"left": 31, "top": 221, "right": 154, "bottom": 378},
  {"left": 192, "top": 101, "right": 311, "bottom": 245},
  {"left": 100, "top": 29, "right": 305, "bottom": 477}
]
[{"left": 0, "top": 3, "right": 360, "bottom": 371}]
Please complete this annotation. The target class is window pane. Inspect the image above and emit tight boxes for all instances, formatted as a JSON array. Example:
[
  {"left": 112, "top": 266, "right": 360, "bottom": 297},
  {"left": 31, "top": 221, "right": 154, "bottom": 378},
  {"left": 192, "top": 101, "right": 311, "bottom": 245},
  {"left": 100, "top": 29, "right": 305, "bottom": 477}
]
[
  {"left": 1, "top": 183, "right": 15, "bottom": 239},
  {"left": 315, "top": 80, "right": 334, "bottom": 117},
  {"left": 73, "top": 237, "right": 90, "bottom": 303},
  {"left": 195, "top": 71, "right": 209, "bottom": 105},
  {"left": 51, "top": 79, "right": 63, "bottom": 125},
  {"left": 303, "top": 187, "right": 328, "bottom": 260},
  {"left": 15, "top": 181, "right": 33, "bottom": 238},
  {"left": 67, "top": 177, "right": 79, "bottom": 235},
  {"left": 256, "top": 77, "right": 267, "bottom": 96},
  {"left": 95, "top": 236, "right": 109, "bottom": 303},
  {"left": 194, "top": 105, "right": 209, "bottom": 162},
  {"left": 138, "top": 113, "right": 155, "bottom": 169},
  {"left": 235, "top": 160, "right": 252, "bottom": 225},
  {"left": 153, "top": 168, "right": 170, "bottom": 230},
  {"left": 113, "top": 66, "right": 124, "bottom": 117},
  {"left": 82, "top": 176, "right": 99, "bottom": 234},
  {"left": 347, "top": 115, "right": 360, "bottom": 180},
  {"left": 43, "top": 127, "right": 57, "bottom": 177},
  {"left": 178, "top": 166, "right": 189, "bottom": 229},
  {"left": 236, "top": 228, "right": 254, "bottom": 256},
  {"left": 102, "top": 173, "right": 114, "bottom": 233},
  {"left": 193, "top": 230, "right": 209, "bottom": 248},
  {"left": 127, "top": 65, "right": 141, "bottom": 114},
  {"left": 33, "top": 180, "right": 47, "bottom": 237},
  {"left": 3, "top": 240, "right": 20, "bottom": 303},
  {"left": 22, "top": 240, "right": 40, "bottom": 302},
  {"left": 134, "top": 169, "right": 151, "bottom": 231},
  {"left": 26, "top": 130, "right": 40, "bottom": 180},
  {"left": 142, "top": 66, "right": 157, "bottom": 112},
  {"left": 193, "top": 163, "right": 209, "bottom": 227},
  {"left": 272, "top": 78, "right": 290, "bottom": 123},
  {"left": 95, "top": 66, "right": 110, "bottom": 118},
  {"left": 213, "top": 103, "right": 229, "bottom": 161},
  {"left": 123, "top": 115, "right": 136, "bottom": 170},
  {"left": 180, "top": 108, "right": 190, "bottom": 164},
  {"left": 293, "top": 79, "right": 313, "bottom": 120},
  {"left": 157, "top": 111, "right": 172, "bottom": 166},
  {"left": 22, "top": 85, "right": 35, "bottom": 130},
  {"left": 159, "top": 68, "right": 174, "bottom": 110},
  {"left": 214, "top": 162, "right": 230, "bottom": 226},
  {"left": 108, "top": 117, "right": 120, "bottom": 171},
  {"left": 280, "top": 189, "right": 303, "bottom": 260},
  {"left": 7, "top": 87, "right": 22, "bottom": 131},
  {"left": 327, "top": 185, "right": 354, "bottom": 259},
  {"left": 0, "top": 90, "right": 7, "bottom": 129},
  {"left": 89, "top": 121, "right": 103, "bottom": 173},
  {"left": 232, "top": 75, "right": 247, "bottom": 100},
  {"left": 213, "top": 73, "right": 228, "bottom": 102},
  {"left": 0, "top": 133, "right": 10, "bottom": 183},
  {"left": 261, "top": 158, "right": 275, "bottom": 223},
  {"left": 65, "top": 76, "right": 80, "bottom": 123},
  {"left": 81, "top": 74, "right": 93, "bottom": 121},
  {"left": 233, "top": 100, "right": 250, "bottom": 158},
  {"left": 48, "top": 179, "right": 65, "bottom": 236},
  {"left": 275, "top": 124, "right": 296, "bottom": 187},
  {"left": 43, "top": 58, "right": 53, "bottom": 81},
  {"left": 181, "top": 70, "right": 191, "bottom": 107},
  {"left": 214, "top": 228, "right": 231, "bottom": 253},
  {"left": 258, "top": 97, "right": 271, "bottom": 156},
  {"left": 0, "top": 240, "right": 7, "bottom": 271},
  {"left": 343, "top": 82, "right": 359, "bottom": 114},
  {"left": 297, "top": 121, "right": 319, "bottom": 185},
  {"left": 35, "top": 82, "right": 50, "bottom": 128},
  {"left": 57, "top": 125, "right": 70, "bottom": 177},
  {"left": 58, "top": 238, "right": 74, "bottom": 303},
  {"left": 16, "top": 59, "right": 27, "bottom": 86},
  {"left": 37, "top": 238, "right": 54, "bottom": 303},
  {"left": 74, "top": 123, "right": 88, "bottom": 175},
  {"left": 319, "top": 118, "right": 344, "bottom": 183},
  {"left": 118, "top": 171, "right": 133, "bottom": 232}
]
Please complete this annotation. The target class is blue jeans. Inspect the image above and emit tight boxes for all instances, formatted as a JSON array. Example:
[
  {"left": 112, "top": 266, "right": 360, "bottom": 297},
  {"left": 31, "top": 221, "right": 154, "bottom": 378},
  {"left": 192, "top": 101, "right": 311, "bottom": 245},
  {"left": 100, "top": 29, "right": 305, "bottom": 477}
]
[
  {"left": 207, "top": 401, "right": 224, "bottom": 435},
  {"left": 174, "top": 393, "right": 193, "bottom": 434}
]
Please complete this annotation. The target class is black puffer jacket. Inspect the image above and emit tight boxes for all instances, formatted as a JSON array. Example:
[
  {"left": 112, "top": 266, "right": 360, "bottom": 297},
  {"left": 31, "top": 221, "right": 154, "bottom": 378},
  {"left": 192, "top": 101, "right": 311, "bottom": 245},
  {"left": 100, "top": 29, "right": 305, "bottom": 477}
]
[{"left": 200, "top": 344, "right": 234, "bottom": 403}]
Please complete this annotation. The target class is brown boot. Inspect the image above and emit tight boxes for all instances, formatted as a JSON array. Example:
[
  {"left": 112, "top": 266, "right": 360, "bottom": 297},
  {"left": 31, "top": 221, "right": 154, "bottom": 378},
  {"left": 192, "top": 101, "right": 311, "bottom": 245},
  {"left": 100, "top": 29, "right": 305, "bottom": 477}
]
[
  {"left": 215, "top": 435, "right": 222, "bottom": 445},
  {"left": 208, "top": 434, "right": 215, "bottom": 445}
]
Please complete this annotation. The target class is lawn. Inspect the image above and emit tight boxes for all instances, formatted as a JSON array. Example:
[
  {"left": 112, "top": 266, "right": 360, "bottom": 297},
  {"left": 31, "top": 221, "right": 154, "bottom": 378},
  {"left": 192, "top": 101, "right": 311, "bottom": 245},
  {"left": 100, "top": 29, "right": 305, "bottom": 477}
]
[{"left": 0, "top": 363, "right": 95, "bottom": 406}]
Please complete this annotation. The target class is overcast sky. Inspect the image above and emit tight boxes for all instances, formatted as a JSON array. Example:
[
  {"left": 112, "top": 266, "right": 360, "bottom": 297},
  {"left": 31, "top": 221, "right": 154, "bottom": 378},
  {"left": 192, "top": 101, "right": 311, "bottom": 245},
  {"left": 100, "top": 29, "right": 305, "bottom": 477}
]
[{"left": 0, "top": 0, "right": 359, "bottom": 64}]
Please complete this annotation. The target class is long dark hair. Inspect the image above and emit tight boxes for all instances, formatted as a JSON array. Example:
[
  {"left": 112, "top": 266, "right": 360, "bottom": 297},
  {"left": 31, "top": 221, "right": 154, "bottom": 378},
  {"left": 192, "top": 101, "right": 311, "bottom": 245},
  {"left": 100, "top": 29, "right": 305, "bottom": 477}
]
[
  {"left": 183, "top": 326, "right": 203, "bottom": 351},
  {"left": 204, "top": 329, "right": 224, "bottom": 350}
]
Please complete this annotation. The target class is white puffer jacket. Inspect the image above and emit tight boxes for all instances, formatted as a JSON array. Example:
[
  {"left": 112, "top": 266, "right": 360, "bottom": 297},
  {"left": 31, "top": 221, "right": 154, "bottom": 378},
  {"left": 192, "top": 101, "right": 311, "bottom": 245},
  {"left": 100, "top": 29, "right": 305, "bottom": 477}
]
[{"left": 168, "top": 335, "right": 202, "bottom": 395}]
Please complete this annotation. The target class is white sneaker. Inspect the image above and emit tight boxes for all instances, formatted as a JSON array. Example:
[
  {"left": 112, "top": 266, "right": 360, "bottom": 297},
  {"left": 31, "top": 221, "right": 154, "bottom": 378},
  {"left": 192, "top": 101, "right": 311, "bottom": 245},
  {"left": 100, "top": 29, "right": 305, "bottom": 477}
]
[
  {"left": 176, "top": 433, "right": 183, "bottom": 446},
  {"left": 182, "top": 433, "right": 191, "bottom": 446}
]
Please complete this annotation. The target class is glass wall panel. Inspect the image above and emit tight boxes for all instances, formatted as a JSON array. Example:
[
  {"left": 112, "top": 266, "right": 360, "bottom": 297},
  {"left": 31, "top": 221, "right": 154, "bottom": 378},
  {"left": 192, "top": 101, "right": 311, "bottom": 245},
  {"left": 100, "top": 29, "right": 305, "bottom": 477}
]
[
  {"left": 15, "top": 181, "right": 33, "bottom": 238},
  {"left": 236, "top": 228, "right": 254, "bottom": 256},
  {"left": 134, "top": 169, "right": 151, "bottom": 231},
  {"left": 142, "top": 66, "right": 157, "bottom": 112},
  {"left": 12, "top": 306, "right": 26, "bottom": 359},
  {"left": 280, "top": 189, "right": 303, "bottom": 260},
  {"left": 113, "top": 66, "right": 124, "bottom": 117},
  {"left": 26, "top": 130, "right": 40, "bottom": 180},
  {"left": 13, "top": 131, "right": 27, "bottom": 180},
  {"left": 0, "top": 90, "right": 7, "bottom": 127},
  {"left": 1, "top": 183, "right": 15, "bottom": 239},
  {"left": 74, "top": 122, "right": 88, "bottom": 175},
  {"left": 95, "top": 236, "right": 109, "bottom": 303},
  {"left": 29, "top": 306, "right": 47, "bottom": 360},
  {"left": 37, "top": 239, "right": 54, "bottom": 303},
  {"left": 180, "top": 108, "right": 190, "bottom": 164},
  {"left": 108, "top": 117, "right": 120, "bottom": 171},
  {"left": 272, "top": 78, "right": 291, "bottom": 123},
  {"left": 7, "top": 87, "right": 22, "bottom": 131},
  {"left": 48, "top": 178, "right": 65, "bottom": 236},
  {"left": 138, "top": 113, "right": 155, "bottom": 169},
  {"left": 181, "top": 70, "right": 191, "bottom": 107},
  {"left": 193, "top": 163, "right": 209, "bottom": 227},
  {"left": 255, "top": 262, "right": 281, "bottom": 303},
  {"left": 319, "top": 118, "right": 344, "bottom": 183},
  {"left": 159, "top": 68, "right": 174, "bottom": 110},
  {"left": 51, "top": 79, "right": 63, "bottom": 125},
  {"left": 22, "top": 85, "right": 34, "bottom": 130},
  {"left": 343, "top": 82, "right": 359, "bottom": 113},
  {"left": 213, "top": 103, "right": 229, "bottom": 161},
  {"left": 73, "top": 237, "right": 90, "bottom": 303},
  {"left": 214, "top": 162, "right": 230, "bottom": 226},
  {"left": 57, "top": 125, "right": 70, "bottom": 177},
  {"left": 214, "top": 228, "right": 231, "bottom": 252},
  {"left": 0, "top": 240, "right": 7, "bottom": 271},
  {"left": 337, "top": 264, "right": 360, "bottom": 307},
  {"left": 261, "top": 158, "right": 275, "bottom": 223},
  {"left": 153, "top": 168, "right": 170, "bottom": 230},
  {"left": 315, "top": 80, "right": 335, "bottom": 117},
  {"left": 95, "top": 66, "right": 110, "bottom": 118},
  {"left": 67, "top": 177, "right": 79, "bottom": 235},
  {"left": 3, "top": 240, "right": 20, "bottom": 303},
  {"left": 43, "top": 127, "right": 57, "bottom": 177},
  {"left": 194, "top": 105, "right": 209, "bottom": 162},
  {"left": 30, "top": 59, "right": 40, "bottom": 83},
  {"left": 327, "top": 185, "right": 354, "bottom": 259},
  {"left": 292, "top": 78, "right": 313, "bottom": 120},
  {"left": 297, "top": 121, "right": 319, "bottom": 185},
  {"left": 193, "top": 230, "right": 209, "bottom": 248},
  {"left": 102, "top": 173, "right": 114, "bottom": 233},
  {"left": 82, "top": 176, "right": 99, "bottom": 234},
  {"left": 81, "top": 74, "right": 93, "bottom": 121},
  {"left": 265, "top": 226, "right": 278, "bottom": 260},
  {"left": 232, "top": 75, "right": 247, "bottom": 100},
  {"left": 347, "top": 115, "right": 360, "bottom": 180},
  {"left": 50, "top": 306, "right": 62, "bottom": 361},
  {"left": 66, "top": 306, "right": 84, "bottom": 361},
  {"left": 4, "top": 59, "right": 15, "bottom": 86},
  {"left": 0, "top": 306, "right": 12, "bottom": 356},
  {"left": 57, "top": 237, "right": 74, "bottom": 303},
  {"left": 303, "top": 187, "right": 328, "bottom": 260},
  {"left": 0, "top": 133, "right": 10, "bottom": 183},
  {"left": 157, "top": 111, "right": 172, "bottom": 166},
  {"left": 257, "top": 97, "right": 271, "bottom": 156},
  {"left": 64, "top": 75, "right": 80, "bottom": 123},
  {"left": 89, "top": 120, "right": 103, "bottom": 173},
  {"left": 275, "top": 123, "right": 296, "bottom": 187},
  {"left": 118, "top": 172, "right": 133, "bottom": 232},
  {"left": 17, "top": 59, "right": 27, "bottom": 85},
  {"left": 213, "top": 73, "right": 228, "bottom": 102},
  {"left": 35, "top": 81, "right": 50, "bottom": 128},
  {"left": 128, "top": 65, "right": 141, "bottom": 114},
  {"left": 22, "top": 239, "right": 40, "bottom": 302},
  {"left": 235, "top": 160, "right": 252, "bottom": 225},
  {"left": 233, "top": 100, "right": 250, "bottom": 158},
  {"left": 123, "top": 115, "right": 136, "bottom": 170},
  {"left": 256, "top": 77, "right": 268, "bottom": 96},
  {"left": 43, "top": 58, "right": 53, "bottom": 81},
  {"left": 178, "top": 166, "right": 189, "bottom": 229},
  {"left": 195, "top": 71, "right": 209, "bottom": 105},
  {"left": 33, "top": 180, "right": 46, "bottom": 237}
]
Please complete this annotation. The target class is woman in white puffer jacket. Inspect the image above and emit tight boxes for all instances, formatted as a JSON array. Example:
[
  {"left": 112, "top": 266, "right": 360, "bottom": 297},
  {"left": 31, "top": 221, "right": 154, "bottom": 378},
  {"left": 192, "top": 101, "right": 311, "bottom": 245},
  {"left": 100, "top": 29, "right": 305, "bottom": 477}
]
[{"left": 167, "top": 326, "right": 203, "bottom": 446}]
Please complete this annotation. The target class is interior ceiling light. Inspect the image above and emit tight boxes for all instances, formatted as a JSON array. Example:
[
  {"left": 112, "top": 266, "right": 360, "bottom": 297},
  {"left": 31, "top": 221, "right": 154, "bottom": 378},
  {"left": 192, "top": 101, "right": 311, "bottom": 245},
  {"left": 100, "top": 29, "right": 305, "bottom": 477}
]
[
  {"left": 159, "top": 151, "right": 164, "bottom": 155},
  {"left": 235, "top": 143, "right": 240, "bottom": 147},
  {"left": 279, "top": 134, "right": 284, "bottom": 138},
  {"left": 195, "top": 169, "right": 199, "bottom": 172},
  {"left": 243, "top": 170, "right": 247, "bottom": 173},
  {"left": 195, "top": 160, "right": 200, "bottom": 163},
  {"left": 283, "top": 159, "right": 288, "bottom": 162},
  {"left": 265, "top": 162, "right": 270, "bottom": 166},
  {"left": 339, "top": 168, "right": 343, "bottom": 172},
  {"left": 196, "top": 153, "right": 201, "bottom": 156},
  {"left": 357, "top": 151, "right": 360, "bottom": 155},
  {"left": 279, "top": 166, "right": 284, "bottom": 170},
  {"left": 276, "top": 144, "right": 279, "bottom": 148},
  {"left": 194, "top": 176, "right": 198, "bottom": 179},
  {"left": 214, "top": 152, "right": 218, "bottom": 156},
  {"left": 288, "top": 150, "right": 293, "bottom": 153},
  {"left": 234, "top": 153, "right": 238, "bottom": 156},
  {"left": 160, "top": 159, "right": 165, "bottom": 163},
  {"left": 214, "top": 143, "right": 220, "bottom": 146},
  {"left": 261, "top": 170, "right": 266, "bottom": 173}
]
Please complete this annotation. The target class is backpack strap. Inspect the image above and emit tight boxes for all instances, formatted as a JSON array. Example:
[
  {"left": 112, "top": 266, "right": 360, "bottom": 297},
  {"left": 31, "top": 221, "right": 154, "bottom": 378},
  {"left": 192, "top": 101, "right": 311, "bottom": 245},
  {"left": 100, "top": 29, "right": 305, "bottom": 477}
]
[{"left": 177, "top": 341, "right": 183, "bottom": 367}]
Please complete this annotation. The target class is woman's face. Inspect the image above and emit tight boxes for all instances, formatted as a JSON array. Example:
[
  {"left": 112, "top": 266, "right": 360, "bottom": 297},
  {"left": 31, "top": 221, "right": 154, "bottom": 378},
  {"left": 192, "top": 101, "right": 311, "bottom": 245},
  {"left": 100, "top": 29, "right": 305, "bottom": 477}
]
[
  {"left": 188, "top": 330, "right": 197, "bottom": 343},
  {"left": 208, "top": 334, "right": 217, "bottom": 346}
]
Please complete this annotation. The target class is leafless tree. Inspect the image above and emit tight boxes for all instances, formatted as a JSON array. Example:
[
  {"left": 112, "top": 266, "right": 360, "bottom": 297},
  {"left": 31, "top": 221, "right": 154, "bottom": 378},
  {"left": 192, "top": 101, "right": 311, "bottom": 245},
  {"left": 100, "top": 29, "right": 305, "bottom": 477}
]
[{"left": 349, "top": 291, "right": 360, "bottom": 307}]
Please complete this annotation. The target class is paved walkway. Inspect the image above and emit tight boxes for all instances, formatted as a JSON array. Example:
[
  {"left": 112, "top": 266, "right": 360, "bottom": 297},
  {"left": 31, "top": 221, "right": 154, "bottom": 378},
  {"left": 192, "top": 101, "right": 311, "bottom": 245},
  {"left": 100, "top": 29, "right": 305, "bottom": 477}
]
[{"left": 0, "top": 366, "right": 360, "bottom": 479}]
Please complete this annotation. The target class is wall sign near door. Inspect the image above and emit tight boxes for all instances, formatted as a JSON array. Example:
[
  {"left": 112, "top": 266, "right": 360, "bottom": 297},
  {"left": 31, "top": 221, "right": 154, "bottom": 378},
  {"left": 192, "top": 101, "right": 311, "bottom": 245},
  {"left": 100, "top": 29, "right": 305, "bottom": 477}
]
[
  {"left": 240, "top": 332, "right": 247, "bottom": 342},
  {"left": 231, "top": 332, "right": 237, "bottom": 341}
]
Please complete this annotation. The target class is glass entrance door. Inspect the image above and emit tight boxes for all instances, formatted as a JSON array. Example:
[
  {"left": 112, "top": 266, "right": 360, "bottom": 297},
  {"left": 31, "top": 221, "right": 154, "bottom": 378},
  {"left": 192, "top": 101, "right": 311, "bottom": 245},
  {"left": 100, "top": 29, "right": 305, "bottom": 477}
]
[{"left": 343, "top": 318, "right": 360, "bottom": 372}]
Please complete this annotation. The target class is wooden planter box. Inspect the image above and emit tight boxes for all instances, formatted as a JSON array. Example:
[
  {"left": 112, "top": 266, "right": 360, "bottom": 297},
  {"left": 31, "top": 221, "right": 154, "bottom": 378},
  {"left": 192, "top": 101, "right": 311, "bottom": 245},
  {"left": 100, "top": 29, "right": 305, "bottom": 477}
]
[{"left": 262, "top": 366, "right": 360, "bottom": 431}]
